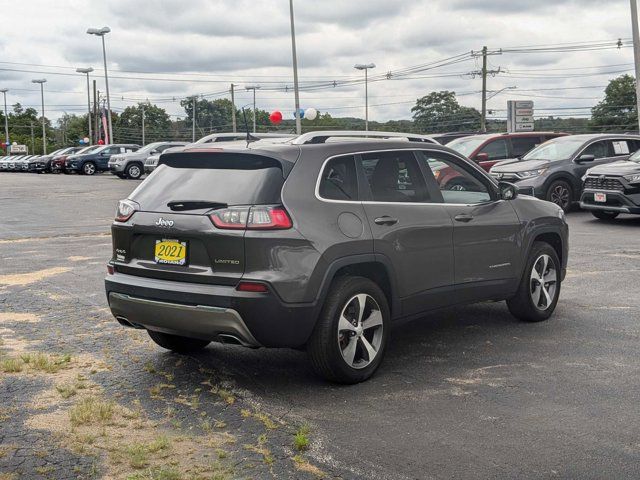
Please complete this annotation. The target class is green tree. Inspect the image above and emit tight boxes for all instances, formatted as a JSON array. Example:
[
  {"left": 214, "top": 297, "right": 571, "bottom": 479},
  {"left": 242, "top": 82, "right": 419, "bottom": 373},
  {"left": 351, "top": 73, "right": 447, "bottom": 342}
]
[
  {"left": 57, "top": 113, "right": 90, "bottom": 147},
  {"left": 411, "top": 91, "right": 481, "bottom": 133},
  {"left": 116, "top": 102, "right": 171, "bottom": 144},
  {"left": 181, "top": 97, "right": 238, "bottom": 132},
  {"left": 590, "top": 74, "right": 637, "bottom": 132},
  {"left": 6, "top": 103, "right": 54, "bottom": 154}
]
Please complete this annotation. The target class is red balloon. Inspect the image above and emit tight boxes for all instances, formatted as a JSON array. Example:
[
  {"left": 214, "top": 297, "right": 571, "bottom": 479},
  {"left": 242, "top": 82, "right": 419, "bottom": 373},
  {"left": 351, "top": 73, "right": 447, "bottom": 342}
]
[
  {"left": 98, "top": 139, "right": 105, "bottom": 145},
  {"left": 269, "top": 111, "right": 283, "bottom": 124}
]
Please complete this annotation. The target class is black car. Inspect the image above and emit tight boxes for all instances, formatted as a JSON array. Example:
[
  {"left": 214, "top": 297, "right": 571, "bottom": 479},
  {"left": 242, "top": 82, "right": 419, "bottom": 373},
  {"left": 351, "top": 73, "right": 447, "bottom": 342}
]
[
  {"left": 490, "top": 134, "right": 640, "bottom": 211},
  {"left": 28, "top": 147, "right": 82, "bottom": 173},
  {"left": 105, "top": 131, "right": 568, "bottom": 384},
  {"left": 580, "top": 147, "right": 640, "bottom": 219}
]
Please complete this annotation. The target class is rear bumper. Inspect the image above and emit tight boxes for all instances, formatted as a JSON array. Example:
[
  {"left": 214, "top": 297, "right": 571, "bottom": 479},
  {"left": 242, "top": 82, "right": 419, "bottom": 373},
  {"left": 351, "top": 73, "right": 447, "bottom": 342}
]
[
  {"left": 105, "top": 270, "right": 318, "bottom": 348},
  {"left": 108, "top": 292, "right": 260, "bottom": 347},
  {"left": 580, "top": 189, "right": 640, "bottom": 214}
]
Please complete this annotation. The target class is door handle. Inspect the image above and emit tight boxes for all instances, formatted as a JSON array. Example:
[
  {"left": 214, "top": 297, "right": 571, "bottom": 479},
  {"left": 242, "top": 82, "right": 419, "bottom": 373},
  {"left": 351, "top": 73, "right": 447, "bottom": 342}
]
[
  {"left": 454, "top": 214, "right": 474, "bottom": 223},
  {"left": 374, "top": 216, "right": 398, "bottom": 226}
]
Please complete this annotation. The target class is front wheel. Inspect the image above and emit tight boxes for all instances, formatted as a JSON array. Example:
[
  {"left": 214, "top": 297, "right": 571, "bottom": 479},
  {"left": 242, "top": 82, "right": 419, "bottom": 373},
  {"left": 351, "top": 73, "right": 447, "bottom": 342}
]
[
  {"left": 507, "top": 241, "right": 561, "bottom": 322},
  {"left": 546, "top": 180, "right": 573, "bottom": 212},
  {"left": 82, "top": 161, "right": 96, "bottom": 175},
  {"left": 126, "top": 163, "right": 143, "bottom": 180},
  {"left": 591, "top": 210, "right": 619, "bottom": 221},
  {"left": 147, "top": 330, "right": 210, "bottom": 353},
  {"left": 307, "top": 276, "right": 389, "bottom": 384}
]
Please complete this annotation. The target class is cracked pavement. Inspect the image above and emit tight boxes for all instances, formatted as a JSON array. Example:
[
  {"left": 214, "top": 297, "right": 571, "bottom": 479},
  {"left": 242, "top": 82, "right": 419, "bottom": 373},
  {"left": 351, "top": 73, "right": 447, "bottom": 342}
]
[{"left": 1, "top": 173, "right": 640, "bottom": 479}]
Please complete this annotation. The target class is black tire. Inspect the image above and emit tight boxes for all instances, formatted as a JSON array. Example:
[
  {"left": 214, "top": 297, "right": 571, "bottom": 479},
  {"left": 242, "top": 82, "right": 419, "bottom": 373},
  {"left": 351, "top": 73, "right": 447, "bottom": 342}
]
[
  {"left": 147, "top": 330, "right": 210, "bottom": 353},
  {"left": 591, "top": 210, "right": 619, "bottom": 221},
  {"left": 125, "top": 162, "right": 143, "bottom": 180},
  {"left": 116, "top": 173, "right": 126, "bottom": 179},
  {"left": 545, "top": 180, "right": 573, "bottom": 212},
  {"left": 307, "top": 276, "right": 390, "bottom": 384},
  {"left": 82, "top": 161, "right": 96, "bottom": 175},
  {"left": 507, "top": 241, "right": 561, "bottom": 322}
]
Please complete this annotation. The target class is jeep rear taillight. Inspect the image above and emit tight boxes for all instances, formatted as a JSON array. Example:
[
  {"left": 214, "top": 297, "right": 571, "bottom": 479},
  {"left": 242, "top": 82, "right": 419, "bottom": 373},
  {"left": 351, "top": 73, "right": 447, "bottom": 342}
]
[
  {"left": 115, "top": 199, "right": 139, "bottom": 222},
  {"left": 209, "top": 206, "right": 292, "bottom": 230}
]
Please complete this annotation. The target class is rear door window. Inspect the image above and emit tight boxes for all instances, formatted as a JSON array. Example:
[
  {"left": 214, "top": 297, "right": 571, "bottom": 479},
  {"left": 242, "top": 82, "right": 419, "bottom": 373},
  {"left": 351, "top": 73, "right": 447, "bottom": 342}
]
[
  {"left": 610, "top": 140, "right": 631, "bottom": 156},
  {"left": 358, "top": 151, "right": 429, "bottom": 203},
  {"left": 318, "top": 155, "right": 358, "bottom": 201},
  {"left": 478, "top": 139, "right": 508, "bottom": 160}
]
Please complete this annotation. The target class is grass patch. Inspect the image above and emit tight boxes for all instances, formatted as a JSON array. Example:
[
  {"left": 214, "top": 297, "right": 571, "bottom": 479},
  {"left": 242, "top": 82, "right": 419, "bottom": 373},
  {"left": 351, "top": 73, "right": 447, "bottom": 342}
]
[
  {"left": 21, "top": 352, "right": 71, "bottom": 373},
  {"left": 69, "top": 397, "right": 115, "bottom": 427},
  {"left": 0, "top": 358, "right": 23, "bottom": 373},
  {"left": 254, "top": 412, "right": 278, "bottom": 430},
  {"left": 126, "top": 466, "right": 180, "bottom": 480},
  {"left": 125, "top": 435, "right": 171, "bottom": 469},
  {"left": 293, "top": 455, "right": 325, "bottom": 477},
  {"left": 56, "top": 383, "right": 77, "bottom": 399},
  {"left": 211, "top": 386, "right": 235, "bottom": 405},
  {"left": 294, "top": 425, "right": 311, "bottom": 452}
]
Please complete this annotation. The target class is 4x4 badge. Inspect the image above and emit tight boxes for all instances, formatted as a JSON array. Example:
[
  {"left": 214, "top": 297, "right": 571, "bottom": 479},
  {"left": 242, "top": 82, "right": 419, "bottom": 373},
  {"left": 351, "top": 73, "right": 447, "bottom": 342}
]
[{"left": 155, "top": 218, "right": 174, "bottom": 227}]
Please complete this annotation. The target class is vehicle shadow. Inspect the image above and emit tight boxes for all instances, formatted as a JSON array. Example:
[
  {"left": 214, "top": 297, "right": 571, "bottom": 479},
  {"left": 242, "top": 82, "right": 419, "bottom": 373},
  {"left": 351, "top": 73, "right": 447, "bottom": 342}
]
[{"left": 189, "top": 300, "right": 558, "bottom": 402}]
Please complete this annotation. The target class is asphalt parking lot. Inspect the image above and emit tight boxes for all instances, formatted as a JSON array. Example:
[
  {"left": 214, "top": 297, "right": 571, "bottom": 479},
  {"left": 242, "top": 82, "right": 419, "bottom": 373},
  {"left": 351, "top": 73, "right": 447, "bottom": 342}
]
[{"left": 1, "top": 173, "right": 640, "bottom": 479}]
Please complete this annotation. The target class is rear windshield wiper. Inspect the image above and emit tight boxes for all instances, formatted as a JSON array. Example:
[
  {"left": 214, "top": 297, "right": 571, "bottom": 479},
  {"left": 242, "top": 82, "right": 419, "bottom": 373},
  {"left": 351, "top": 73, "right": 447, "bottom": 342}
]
[{"left": 167, "top": 200, "right": 228, "bottom": 211}]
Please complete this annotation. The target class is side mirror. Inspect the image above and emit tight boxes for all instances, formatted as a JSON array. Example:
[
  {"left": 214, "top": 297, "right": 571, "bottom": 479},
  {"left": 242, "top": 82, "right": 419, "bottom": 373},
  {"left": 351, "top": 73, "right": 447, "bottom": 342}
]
[
  {"left": 498, "top": 181, "right": 518, "bottom": 200},
  {"left": 577, "top": 154, "right": 595, "bottom": 163},
  {"left": 475, "top": 152, "right": 489, "bottom": 162}
]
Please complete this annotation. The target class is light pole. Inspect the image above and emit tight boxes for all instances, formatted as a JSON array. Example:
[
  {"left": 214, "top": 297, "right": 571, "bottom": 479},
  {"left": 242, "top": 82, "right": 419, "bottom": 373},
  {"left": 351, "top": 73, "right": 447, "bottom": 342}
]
[
  {"left": 354, "top": 63, "right": 376, "bottom": 131},
  {"left": 245, "top": 86, "right": 261, "bottom": 133},
  {"left": 87, "top": 26, "right": 113, "bottom": 143},
  {"left": 289, "top": 0, "right": 301, "bottom": 135},
  {"left": 631, "top": 0, "right": 640, "bottom": 132},
  {"left": 76, "top": 67, "right": 94, "bottom": 144},
  {"left": 0, "top": 88, "right": 8, "bottom": 154},
  {"left": 31, "top": 79, "right": 47, "bottom": 154}
]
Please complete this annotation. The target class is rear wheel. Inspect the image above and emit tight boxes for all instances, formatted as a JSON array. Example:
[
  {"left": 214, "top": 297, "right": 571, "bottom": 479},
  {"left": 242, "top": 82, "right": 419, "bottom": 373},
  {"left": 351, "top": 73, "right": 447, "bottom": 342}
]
[
  {"left": 126, "top": 163, "right": 143, "bottom": 180},
  {"left": 82, "top": 161, "right": 96, "bottom": 175},
  {"left": 591, "top": 210, "right": 619, "bottom": 221},
  {"left": 545, "top": 180, "right": 572, "bottom": 212},
  {"left": 507, "top": 241, "right": 561, "bottom": 322},
  {"left": 147, "top": 330, "right": 210, "bottom": 353},
  {"left": 307, "top": 276, "right": 389, "bottom": 384}
]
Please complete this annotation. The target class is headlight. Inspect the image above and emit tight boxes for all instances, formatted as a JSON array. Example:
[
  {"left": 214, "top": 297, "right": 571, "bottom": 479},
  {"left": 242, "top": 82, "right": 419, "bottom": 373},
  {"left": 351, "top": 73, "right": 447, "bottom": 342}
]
[
  {"left": 624, "top": 173, "right": 640, "bottom": 184},
  {"left": 115, "top": 199, "right": 139, "bottom": 222},
  {"left": 517, "top": 168, "right": 547, "bottom": 179}
]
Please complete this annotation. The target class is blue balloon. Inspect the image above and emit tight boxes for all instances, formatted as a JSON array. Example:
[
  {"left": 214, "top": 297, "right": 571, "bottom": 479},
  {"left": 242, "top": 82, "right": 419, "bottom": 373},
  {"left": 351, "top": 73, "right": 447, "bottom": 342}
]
[
  {"left": 79, "top": 139, "right": 85, "bottom": 144},
  {"left": 293, "top": 108, "right": 305, "bottom": 119}
]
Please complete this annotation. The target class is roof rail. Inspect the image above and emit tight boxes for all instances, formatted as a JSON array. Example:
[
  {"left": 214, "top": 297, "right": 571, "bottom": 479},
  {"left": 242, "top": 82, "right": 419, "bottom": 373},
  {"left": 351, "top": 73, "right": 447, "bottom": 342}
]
[{"left": 290, "top": 130, "right": 439, "bottom": 145}]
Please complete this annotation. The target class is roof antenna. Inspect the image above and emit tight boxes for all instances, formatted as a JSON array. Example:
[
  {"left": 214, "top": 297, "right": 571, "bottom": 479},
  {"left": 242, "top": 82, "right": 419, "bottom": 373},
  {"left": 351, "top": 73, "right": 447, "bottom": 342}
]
[{"left": 241, "top": 107, "right": 259, "bottom": 147}]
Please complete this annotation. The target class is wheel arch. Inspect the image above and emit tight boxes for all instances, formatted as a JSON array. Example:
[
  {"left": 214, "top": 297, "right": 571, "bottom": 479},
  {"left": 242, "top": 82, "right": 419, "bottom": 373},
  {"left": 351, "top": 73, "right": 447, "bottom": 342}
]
[
  {"left": 315, "top": 255, "right": 400, "bottom": 319},
  {"left": 542, "top": 172, "right": 580, "bottom": 200}
]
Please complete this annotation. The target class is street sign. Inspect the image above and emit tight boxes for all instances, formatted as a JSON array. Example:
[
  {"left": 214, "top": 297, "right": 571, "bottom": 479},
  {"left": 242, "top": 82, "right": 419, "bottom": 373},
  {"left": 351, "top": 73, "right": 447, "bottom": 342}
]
[
  {"left": 507, "top": 100, "right": 535, "bottom": 133},
  {"left": 515, "top": 101, "right": 534, "bottom": 109},
  {"left": 10, "top": 144, "right": 27, "bottom": 153}
]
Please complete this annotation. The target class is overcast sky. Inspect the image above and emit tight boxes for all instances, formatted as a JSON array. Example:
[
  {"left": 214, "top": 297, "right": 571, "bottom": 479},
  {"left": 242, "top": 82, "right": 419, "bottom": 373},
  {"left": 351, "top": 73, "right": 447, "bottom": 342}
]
[{"left": 0, "top": 0, "right": 635, "bottom": 126}]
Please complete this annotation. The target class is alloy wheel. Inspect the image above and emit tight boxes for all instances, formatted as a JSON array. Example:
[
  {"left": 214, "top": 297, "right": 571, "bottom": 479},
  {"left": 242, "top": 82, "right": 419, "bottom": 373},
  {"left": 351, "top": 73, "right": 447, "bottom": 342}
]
[
  {"left": 337, "top": 294, "right": 384, "bottom": 369},
  {"left": 530, "top": 254, "right": 557, "bottom": 311},
  {"left": 83, "top": 163, "right": 96, "bottom": 175},
  {"left": 128, "top": 165, "right": 141, "bottom": 179},
  {"left": 550, "top": 184, "right": 570, "bottom": 209}
]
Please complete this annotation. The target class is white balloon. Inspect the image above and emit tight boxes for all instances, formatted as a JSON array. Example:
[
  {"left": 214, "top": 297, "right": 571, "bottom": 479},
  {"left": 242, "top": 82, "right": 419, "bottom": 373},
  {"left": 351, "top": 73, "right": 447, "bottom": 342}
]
[
  {"left": 304, "top": 107, "right": 318, "bottom": 121},
  {"left": 83, "top": 137, "right": 90, "bottom": 143}
]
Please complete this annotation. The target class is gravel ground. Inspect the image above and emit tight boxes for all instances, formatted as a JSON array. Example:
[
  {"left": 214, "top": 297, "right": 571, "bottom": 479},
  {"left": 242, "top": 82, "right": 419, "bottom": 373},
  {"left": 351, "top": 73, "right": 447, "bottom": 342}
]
[{"left": 1, "top": 173, "right": 640, "bottom": 479}]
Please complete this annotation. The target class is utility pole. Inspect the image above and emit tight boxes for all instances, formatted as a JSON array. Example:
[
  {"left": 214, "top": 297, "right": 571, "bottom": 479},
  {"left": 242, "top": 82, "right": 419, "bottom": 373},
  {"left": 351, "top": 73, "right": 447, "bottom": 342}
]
[
  {"left": 141, "top": 104, "right": 146, "bottom": 145},
  {"left": 30, "top": 123, "right": 34, "bottom": 154},
  {"left": 230, "top": 84, "right": 237, "bottom": 133},
  {"left": 289, "top": 0, "right": 302, "bottom": 135},
  {"left": 631, "top": 0, "right": 640, "bottom": 132},
  {"left": 471, "top": 47, "right": 502, "bottom": 133},
  {"left": 192, "top": 96, "right": 197, "bottom": 142},
  {"left": 93, "top": 82, "right": 98, "bottom": 144}
]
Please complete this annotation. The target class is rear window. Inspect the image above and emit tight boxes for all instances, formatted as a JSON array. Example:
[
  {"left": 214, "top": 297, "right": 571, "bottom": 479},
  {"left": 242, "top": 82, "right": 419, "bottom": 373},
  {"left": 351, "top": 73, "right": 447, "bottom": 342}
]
[{"left": 131, "top": 152, "right": 286, "bottom": 211}]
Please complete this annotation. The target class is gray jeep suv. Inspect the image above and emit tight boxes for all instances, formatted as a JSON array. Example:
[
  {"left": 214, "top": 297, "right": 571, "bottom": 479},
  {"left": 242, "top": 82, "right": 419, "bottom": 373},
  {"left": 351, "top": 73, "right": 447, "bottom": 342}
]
[{"left": 105, "top": 132, "right": 569, "bottom": 383}]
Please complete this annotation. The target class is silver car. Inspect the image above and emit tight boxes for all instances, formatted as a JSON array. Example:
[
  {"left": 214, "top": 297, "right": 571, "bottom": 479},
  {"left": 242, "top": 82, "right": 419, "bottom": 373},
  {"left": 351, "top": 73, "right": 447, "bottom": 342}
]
[{"left": 109, "top": 142, "right": 189, "bottom": 179}]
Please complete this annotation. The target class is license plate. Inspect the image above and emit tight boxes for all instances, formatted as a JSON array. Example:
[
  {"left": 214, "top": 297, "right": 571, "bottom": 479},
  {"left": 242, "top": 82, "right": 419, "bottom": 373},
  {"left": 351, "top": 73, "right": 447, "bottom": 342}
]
[
  {"left": 154, "top": 239, "right": 187, "bottom": 265},
  {"left": 594, "top": 192, "right": 607, "bottom": 203}
]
